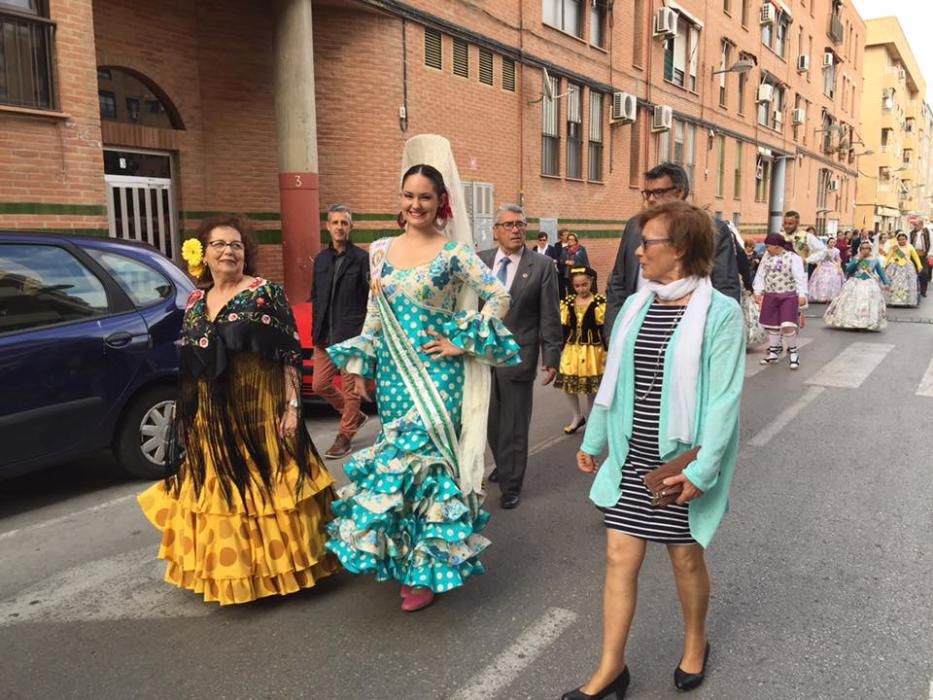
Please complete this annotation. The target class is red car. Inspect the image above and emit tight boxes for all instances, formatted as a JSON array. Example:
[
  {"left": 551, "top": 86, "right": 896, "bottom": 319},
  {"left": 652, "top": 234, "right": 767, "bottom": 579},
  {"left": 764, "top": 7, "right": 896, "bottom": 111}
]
[{"left": 290, "top": 302, "right": 374, "bottom": 403}]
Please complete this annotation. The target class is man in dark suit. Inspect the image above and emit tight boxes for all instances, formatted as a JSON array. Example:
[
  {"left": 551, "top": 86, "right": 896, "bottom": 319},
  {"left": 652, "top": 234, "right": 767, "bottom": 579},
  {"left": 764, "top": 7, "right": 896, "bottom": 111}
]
[
  {"left": 908, "top": 215, "right": 931, "bottom": 298},
  {"left": 311, "top": 204, "right": 370, "bottom": 459},
  {"left": 604, "top": 163, "right": 742, "bottom": 334},
  {"left": 479, "top": 204, "right": 562, "bottom": 510}
]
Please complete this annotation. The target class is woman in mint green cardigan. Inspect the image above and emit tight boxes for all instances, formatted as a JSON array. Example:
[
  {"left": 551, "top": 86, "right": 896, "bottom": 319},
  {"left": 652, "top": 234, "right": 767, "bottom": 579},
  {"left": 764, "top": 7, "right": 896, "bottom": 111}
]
[{"left": 561, "top": 201, "right": 745, "bottom": 700}]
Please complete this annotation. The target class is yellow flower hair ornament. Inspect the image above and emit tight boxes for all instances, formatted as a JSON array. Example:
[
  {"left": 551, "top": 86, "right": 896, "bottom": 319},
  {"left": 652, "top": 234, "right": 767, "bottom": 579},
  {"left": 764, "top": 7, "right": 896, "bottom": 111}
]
[{"left": 181, "top": 238, "right": 205, "bottom": 278}]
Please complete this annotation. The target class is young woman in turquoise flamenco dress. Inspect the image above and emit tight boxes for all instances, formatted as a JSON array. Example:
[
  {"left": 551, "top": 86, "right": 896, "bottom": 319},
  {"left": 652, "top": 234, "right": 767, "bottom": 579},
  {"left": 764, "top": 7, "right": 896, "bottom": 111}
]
[{"left": 326, "top": 155, "right": 520, "bottom": 612}]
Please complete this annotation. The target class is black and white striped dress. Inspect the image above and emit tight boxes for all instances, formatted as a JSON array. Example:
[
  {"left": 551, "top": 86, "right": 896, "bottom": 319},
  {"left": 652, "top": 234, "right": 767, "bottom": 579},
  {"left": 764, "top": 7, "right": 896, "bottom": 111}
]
[{"left": 603, "top": 302, "right": 695, "bottom": 544}]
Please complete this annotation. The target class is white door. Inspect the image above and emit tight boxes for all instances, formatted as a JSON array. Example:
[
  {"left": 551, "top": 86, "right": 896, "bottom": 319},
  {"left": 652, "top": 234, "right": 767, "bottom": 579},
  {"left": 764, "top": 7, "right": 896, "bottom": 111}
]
[{"left": 105, "top": 175, "right": 178, "bottom": 259}]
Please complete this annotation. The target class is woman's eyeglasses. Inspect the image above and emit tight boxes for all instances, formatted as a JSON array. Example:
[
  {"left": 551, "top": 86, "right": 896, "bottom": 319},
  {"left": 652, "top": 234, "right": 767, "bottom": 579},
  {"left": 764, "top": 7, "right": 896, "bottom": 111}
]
[
  {"left": 207, "top": 240, "right": 245, "bottom": 252},
  {"left": 640, "top": 237, "right": 672, "bottom": 248}
]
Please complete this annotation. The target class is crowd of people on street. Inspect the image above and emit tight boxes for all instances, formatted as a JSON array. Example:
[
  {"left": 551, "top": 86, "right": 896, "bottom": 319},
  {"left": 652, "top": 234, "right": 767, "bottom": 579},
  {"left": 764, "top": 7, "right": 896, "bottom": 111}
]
[{"left": 139, "top": 133, "right": 933, "bottom": 697}]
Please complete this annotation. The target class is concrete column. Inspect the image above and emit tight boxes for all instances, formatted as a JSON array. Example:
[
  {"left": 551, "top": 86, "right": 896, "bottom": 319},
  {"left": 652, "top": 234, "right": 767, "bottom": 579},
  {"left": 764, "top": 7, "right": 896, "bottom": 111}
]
[
  {"left": 274, "top": 0, "right": 320, "bottom": 301},
  {"left": 768, "top": 155, "right": 788, "bottom": 235}
]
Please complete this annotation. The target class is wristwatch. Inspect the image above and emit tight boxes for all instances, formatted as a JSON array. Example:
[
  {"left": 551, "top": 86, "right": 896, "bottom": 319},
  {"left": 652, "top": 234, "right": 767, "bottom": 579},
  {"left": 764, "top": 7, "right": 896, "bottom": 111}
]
[{"left": 287, "top": 399, "right": 300, "bottom": 409}]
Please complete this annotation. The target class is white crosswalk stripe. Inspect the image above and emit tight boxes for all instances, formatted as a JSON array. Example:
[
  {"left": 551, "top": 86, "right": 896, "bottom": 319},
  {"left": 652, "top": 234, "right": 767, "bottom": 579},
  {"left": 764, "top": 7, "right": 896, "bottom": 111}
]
[
  {"left": 916, "top": 357, "right": 933, "bottom": 397},
  {"left": 804, "top": 342, "right": 894, "bottom": 388},
  {"left": 748, "top": 386, "right": 825, "bottom": 447},
  {"left": 0, "top": 547, "right": 212, "bottom": 626}
]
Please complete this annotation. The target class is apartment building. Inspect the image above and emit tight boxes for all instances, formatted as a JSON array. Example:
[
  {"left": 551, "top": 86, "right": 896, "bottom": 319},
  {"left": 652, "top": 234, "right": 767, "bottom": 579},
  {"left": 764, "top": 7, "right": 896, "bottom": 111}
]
[
  {"left": 0, "top": 0, "right": 866, "bottom": 291},
  {"left": 856, "top": 17, "right": 932, "bottom": 233}
]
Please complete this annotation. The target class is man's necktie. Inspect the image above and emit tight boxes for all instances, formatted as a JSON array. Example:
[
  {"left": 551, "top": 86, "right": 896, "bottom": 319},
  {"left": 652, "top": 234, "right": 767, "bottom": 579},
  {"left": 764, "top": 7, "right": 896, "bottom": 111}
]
[{"left": 497, "top": 257, "right": 511, "bottom": 286}]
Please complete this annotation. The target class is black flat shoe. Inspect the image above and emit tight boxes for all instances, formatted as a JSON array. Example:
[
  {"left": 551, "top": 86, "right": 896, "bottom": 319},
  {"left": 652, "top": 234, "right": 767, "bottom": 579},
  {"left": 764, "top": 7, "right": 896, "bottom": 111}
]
[
  {"left": 488, "top": 469, "right": 499, "bottom": 483},
  {"left": 500, "top": 493, "right": 520, "bottom": 510},
  {"left": 674, "top": 642, "right": 710, "bottom": 692},
  {"left": 561, "top": 666, "right": 629, "bottom": 700}
]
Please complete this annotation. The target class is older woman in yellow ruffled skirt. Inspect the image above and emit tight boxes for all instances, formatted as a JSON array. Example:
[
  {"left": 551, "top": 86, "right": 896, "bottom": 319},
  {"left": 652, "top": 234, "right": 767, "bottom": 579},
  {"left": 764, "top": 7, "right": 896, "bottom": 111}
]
[{"left": 138, "top": 214, "right": 339, "bottom": 605}]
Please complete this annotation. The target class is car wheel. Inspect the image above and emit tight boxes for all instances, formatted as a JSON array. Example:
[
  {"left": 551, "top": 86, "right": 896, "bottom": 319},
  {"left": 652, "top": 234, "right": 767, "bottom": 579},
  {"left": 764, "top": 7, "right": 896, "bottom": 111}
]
[{"left": 116, "top": 385, "right": 176, "bottom": 480}]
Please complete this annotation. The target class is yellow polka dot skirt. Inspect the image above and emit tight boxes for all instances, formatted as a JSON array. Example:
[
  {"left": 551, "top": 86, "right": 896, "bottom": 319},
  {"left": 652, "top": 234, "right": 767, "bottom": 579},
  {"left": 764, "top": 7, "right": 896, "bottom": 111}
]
[{"left": 138, "top": 441, "right": 339, "bottom": 606}]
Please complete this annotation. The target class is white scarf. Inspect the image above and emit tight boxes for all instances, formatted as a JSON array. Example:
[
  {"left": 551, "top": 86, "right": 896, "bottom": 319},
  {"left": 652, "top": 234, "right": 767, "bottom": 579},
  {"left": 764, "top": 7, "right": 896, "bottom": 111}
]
[{"left": 595, "top": 276, "right": 712, "bottom": 444}]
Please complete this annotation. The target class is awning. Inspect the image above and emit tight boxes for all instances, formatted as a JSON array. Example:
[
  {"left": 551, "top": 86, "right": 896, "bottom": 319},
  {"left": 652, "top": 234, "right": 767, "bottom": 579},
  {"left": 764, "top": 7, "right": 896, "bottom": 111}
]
[
  {"left": 666, "top": 0, "right": 704, "bottom": 28},
  {"left": 876, "top": 206, "right": 900, "bottom": 217},
  {"left": 775, "top": 0, "right": 794, "bottom": 21}
]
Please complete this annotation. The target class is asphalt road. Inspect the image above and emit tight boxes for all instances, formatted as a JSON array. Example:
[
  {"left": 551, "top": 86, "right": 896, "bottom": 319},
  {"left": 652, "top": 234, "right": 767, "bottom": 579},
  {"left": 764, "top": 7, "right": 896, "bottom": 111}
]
[{"left": 2, "top": 305, "right": 933, "bottom": 700}]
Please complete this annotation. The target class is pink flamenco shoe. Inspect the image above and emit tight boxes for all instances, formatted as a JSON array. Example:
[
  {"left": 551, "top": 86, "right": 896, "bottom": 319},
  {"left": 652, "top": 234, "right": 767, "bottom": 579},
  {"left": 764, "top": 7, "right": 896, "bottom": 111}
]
[
  {"left": 400, "top": 586, "right": 435, "bottom": 612},
  {"left": 400, "top": 585, "right": 412, "bottom": 598}
]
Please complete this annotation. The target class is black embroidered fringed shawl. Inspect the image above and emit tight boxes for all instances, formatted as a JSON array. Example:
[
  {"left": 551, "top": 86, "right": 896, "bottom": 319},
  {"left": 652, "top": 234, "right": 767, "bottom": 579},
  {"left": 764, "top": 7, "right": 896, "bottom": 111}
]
[{"left": 167, "top": 278, "right": 321, "bottom": 506}]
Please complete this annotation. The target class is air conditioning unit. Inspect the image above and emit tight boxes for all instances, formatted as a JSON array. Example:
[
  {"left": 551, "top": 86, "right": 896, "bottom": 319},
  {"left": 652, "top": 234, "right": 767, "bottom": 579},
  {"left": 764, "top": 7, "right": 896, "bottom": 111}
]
[
  {"left": 773, "top": 110, "right": 784, "bottom": 128},
  {"left": 823, "top": 51, "right": 834, "bottom": 68},
  {"left": 653, "top": 8, "right": 677, "bottom": 37},
  {"left": 828, "top": 179, "right": 840, "bottom": 192},
  {"left": 792, "top": 108, "right": 806, "bottom": 125},
  {"left": 882, "top": 88, "right": 894, "bottom": 111},
  {"left": 757, "top": 83, "right": 774, "bottom": 103},
  {"left": 760, "top": 2, "right": 776, "bottom": 24},
  {"left": 797, "top": 54, "right": 810, "bottom": 72},
  {"left": 880, "top": 166, "right": 891, "bottom": 179},
  {"left": 611, "top": 91, "right": 638, "bottom": 123},
  {"left": 652, "top": 104, "right": 673, "bottom": 131}
]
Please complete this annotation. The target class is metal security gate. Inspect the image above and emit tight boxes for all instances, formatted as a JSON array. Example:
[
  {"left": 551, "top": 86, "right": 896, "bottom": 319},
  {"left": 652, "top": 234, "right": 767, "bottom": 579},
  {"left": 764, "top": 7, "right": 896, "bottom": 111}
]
[{"left": 105, "top": 175, "right": 178, "bottom": 259}]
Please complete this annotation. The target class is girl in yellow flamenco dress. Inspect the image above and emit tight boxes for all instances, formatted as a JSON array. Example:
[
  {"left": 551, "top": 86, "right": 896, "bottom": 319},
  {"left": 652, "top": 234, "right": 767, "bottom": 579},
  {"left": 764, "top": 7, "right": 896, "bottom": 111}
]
[
  {"left": 138, "top": 214, "right": 339, "bottom": 605},
  {"left": 554, "top": 267, "right": 607, "bottom": 434}
]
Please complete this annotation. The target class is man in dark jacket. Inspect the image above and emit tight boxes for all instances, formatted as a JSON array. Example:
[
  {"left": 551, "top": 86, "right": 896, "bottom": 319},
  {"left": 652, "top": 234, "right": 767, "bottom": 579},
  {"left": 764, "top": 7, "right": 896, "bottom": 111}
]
[
  {"left": 311, "top": 204, "right": 370, "bottom": 459},
  {"left": 850, "top": 229, "right": 864, "bottom": 258},
  {"left": 604, "top": 163, "right": 742, "bottom": 334},
  {"left": 479, "top": 204, "right": 562, "bottom": 510}
]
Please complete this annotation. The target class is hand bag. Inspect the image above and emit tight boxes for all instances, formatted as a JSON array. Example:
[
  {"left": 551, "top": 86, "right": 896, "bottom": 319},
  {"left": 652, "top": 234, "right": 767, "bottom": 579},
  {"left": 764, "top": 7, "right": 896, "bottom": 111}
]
[{"left": 644, "top": 446, "right": 700, "bottom": 508}]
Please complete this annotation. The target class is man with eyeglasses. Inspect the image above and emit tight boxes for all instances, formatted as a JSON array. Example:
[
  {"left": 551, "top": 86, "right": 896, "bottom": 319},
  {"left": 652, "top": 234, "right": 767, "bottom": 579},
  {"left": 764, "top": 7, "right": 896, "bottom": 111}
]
[
  {"left": 605, "top": 163, "right": 742, "bottom": 333},
  {"left": 311, "top": 204, "right": 370, "bottom": 459},
  {"left": 478, "top": 204, "right": 562, "bottom": 510}
]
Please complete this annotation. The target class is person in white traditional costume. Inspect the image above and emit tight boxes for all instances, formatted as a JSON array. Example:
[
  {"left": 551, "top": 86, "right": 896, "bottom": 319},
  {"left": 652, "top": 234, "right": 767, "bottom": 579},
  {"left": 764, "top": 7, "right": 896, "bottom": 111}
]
[{"left": 824, "top": 239, "right": 890, "bottom": 331}]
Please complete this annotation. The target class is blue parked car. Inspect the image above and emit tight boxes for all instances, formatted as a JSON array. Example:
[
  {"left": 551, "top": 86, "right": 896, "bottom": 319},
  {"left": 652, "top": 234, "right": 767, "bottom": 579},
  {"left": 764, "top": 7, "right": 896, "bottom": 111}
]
[{"left": 0, "top": 232, "right": 194, "bottom": 480}]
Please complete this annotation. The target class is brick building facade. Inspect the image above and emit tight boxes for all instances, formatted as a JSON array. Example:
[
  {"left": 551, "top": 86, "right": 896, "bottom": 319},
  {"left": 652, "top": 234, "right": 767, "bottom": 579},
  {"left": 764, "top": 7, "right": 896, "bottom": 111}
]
[{"left": 0, "top": 0, "right": 865, "bottom": 289}]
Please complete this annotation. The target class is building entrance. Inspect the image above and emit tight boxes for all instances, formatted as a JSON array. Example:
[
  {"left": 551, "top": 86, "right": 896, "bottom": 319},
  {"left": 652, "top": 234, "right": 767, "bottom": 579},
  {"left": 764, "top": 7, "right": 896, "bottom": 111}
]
[{"left": 103, "top": 149, "right": 178, "bottom": 259}]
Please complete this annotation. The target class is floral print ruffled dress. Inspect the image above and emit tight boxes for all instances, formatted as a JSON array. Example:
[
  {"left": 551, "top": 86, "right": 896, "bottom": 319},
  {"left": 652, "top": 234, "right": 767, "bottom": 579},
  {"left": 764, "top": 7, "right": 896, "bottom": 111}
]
[
  {"left": 138, "top": 278, "right": 339, "bottom": 605},
  {"left": 327, "top": 239, "right": 520, "bottom": 593}
]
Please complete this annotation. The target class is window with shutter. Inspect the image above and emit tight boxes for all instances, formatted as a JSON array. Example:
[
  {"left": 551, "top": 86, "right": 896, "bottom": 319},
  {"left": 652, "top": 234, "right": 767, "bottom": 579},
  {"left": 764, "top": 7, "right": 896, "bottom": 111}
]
[
  {"left": 453, "top": 38, "right": 469, "bottom": 78},
  {"left": 566, "top": 83, "right": 583, "bottom": 179},
  {"left": 424, "top": 27, "right": 442, "bottom": 70},
  {"left": 734, "top": 141, "right": 743, "bottom": 199},
  {"left": 479, "top": 48, "right": 494, "bottom": 86},
  {"left": 588, "top": 91, "right": 603, "bottom": 181},
  {"left": 0, "top": 1, "right": 56, "bottom": 109},
  {"left": 715, "top": 134, "right": 726, "bottom": 197},
  {"left": 541, "top": 73, "right": 560, "bottom": 176},
  {"left": 629, "top": 122, "right": 642, "bottom": 187},
  {"left": 502, "top": 58, "right": 516, "bottom": 92}
]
